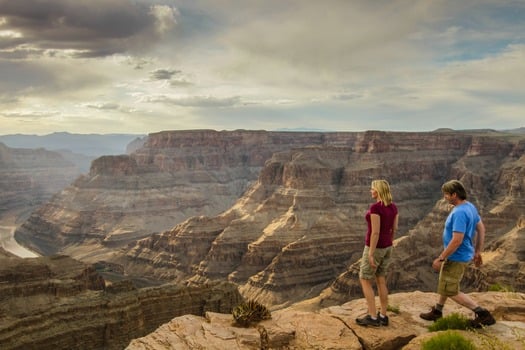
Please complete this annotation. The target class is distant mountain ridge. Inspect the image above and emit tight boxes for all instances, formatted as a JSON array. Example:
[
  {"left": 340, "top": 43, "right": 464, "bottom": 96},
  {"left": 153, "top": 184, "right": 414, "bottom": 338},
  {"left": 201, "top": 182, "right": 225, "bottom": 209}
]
[
  {"left": 0, "top": 132, "right": 146, "bottom": 221},
  {"left": 0, "top": 132, "right": 146, "bottom": 157}
]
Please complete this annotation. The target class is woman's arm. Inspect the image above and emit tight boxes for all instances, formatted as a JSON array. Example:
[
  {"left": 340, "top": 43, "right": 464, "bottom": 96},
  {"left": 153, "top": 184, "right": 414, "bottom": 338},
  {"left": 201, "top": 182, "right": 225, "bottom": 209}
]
[{"left": 369, "top": 213, "right": 380, "bottom": 268}]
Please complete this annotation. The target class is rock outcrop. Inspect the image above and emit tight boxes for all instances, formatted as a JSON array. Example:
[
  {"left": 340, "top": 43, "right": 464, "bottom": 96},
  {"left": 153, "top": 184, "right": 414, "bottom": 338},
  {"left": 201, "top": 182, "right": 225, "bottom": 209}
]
[
  {"left": 126, "top": 291, "right": 525, "bottom": 350},
  {"left": 0, "top": 255, "right": 242, "bottom": 350}
]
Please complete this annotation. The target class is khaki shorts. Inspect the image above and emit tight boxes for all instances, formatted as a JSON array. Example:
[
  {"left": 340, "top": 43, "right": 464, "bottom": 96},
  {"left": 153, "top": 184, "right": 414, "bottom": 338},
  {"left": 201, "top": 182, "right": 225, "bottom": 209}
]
[
  {"left": 359, "top": 246, "right": 392, "bottom": 280},
  {"left": 438, "top": 260, "right": 467, "bottom": 297}
]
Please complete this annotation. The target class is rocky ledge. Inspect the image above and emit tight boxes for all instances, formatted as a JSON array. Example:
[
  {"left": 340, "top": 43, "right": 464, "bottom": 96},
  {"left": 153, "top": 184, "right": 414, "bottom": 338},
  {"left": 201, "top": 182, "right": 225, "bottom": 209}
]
[{"left": 127, "top": 291, "right": 525, "bottom": 350}]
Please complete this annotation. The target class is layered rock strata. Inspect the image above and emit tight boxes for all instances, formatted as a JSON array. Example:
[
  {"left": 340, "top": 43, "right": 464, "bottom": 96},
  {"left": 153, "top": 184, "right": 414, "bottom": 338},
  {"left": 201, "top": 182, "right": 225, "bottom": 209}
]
[
  {"left": 321, "top": 135, "right": 525, "bottom": 306},
  {"left": 14, "top": 130, "right": 360, "bottom": 259},
  {"left": 121, "top": 131, "right": 525, "bottom": 307},
  {"left": 12, "top": 130, "right": 525, "bottom": 309},
  {"left": 0, "top": 142, "right": 80, "bottom": 221},
  {"left": 0, "top": 255, "right": 242, "bottom": 350}
]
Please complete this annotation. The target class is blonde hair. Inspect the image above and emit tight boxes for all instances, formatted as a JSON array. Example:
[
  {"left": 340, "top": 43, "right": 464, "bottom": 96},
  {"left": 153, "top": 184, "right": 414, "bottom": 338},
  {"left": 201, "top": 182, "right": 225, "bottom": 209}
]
[{"left": 371, "top": 179, "right": 393, "bottom": 206}]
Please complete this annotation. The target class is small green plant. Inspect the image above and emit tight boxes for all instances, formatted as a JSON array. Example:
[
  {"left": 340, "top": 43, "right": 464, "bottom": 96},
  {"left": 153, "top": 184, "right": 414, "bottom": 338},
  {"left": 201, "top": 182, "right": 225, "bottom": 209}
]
[
  {"left": 387, "top": 304, "right": 400, "bottom": 314},
  {"left": 232, "top": 300, "right": 271, "bottom": 327},
  {"left": 488, "top": 283, "right": 515, "bottom": 292},
  {"left": 422, "top": 331, "right": 476, "bottom": 350},
  {"left": 428, "top": 313, "right": 470, "bottom": 332}
]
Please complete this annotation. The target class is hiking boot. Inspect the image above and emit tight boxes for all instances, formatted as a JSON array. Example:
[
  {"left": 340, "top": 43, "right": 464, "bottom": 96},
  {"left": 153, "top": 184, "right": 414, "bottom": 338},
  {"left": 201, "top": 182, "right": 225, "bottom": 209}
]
[
  {"left": 469, "top": 309, "right": 495, "bottom": 328},
  {"left": 356, "top": 314, "right": 380, "bottom": 327},
  {"left": 377, "top": 312, "right": 389, "bottom": 326},
  {"left": 419, "top": 306, "right": 442, "bottom": 321}
]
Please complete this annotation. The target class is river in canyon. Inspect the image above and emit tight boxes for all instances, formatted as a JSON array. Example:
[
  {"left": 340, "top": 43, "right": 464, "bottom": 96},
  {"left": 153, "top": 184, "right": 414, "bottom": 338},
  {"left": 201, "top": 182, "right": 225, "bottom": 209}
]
[{"left": 0, "top": 225, "right": 39, "bottom": 258}]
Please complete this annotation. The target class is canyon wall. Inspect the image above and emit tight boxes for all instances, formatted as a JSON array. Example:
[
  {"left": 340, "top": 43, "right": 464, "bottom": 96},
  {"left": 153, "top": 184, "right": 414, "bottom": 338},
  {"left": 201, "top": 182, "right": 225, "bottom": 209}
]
[
  {"left": 0, "top": 142, "right": 81, "bottom": 222},
  {"left": 14, "top": 130, "right": 357, "bottom": 259},
  {"left": 12, "top": 130, "right": 525, "bottom": 308},
  {"left": 4, "top": 129, "right": 525, "bottom": 349},
  {"left": 0, "top": 255, "right": 242, "bottom": 350},
  {"left": 321, "top": 134, "right": 525, "bottom": 306},
  {"left": 118, "top": 130, "right": 525, "bottom": 307}
]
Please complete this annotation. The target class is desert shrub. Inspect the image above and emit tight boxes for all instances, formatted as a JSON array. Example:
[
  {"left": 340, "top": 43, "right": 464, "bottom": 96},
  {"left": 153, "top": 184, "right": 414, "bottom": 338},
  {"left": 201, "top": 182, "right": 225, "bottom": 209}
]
[
  {"left": 232, "top": 300, "right": 271, "bottom": 327},
  {"left": 422, "top": 331, "right": 476, "bottom": 350},
  {"left": 428, "top": 313, "right": 470, "bottom": 332},
  {"left": 387, "top": 304, "right": 400, "bottom": 314},
  {"left": 488, "top": 283, "right": 514, "bottom": 292}
]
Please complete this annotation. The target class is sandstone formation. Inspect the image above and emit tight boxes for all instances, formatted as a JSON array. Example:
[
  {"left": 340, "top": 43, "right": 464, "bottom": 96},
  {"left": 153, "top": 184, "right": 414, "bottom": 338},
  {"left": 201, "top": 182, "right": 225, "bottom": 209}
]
[
  {"left": 0, "top": 254, "right": 242, "bottom": 350},
  {"left": 119, "top": 130, "right": 525, "bottom": 308},
  {"left": 126, "top": 291, "right": 525, "bottom": 350},
  {"left": 14, "top": 130, "right": 359, "bottom": 260},
  {"left": 0, "top": 142, "right": 81, "bottom": 222},
  {"left": 321, "top": 134, "right": 525, "bottom": 306},
  {"left": 4, "top": 129, "right": 525, "bottom": 349},
  {"left": 12, "top": 130, "right": 525, "bottom": 309}
]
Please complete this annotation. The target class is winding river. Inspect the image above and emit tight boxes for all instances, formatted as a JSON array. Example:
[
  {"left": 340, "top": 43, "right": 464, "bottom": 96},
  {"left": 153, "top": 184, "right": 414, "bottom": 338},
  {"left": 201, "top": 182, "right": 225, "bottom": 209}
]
[{"left": 0, "top": 225, "right": 39, "bottom": 258}]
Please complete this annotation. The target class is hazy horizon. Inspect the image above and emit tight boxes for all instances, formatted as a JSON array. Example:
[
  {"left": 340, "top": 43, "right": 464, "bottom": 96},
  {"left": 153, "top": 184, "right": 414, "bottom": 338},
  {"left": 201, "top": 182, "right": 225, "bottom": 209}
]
[{"left": 1, "top": 1, "right": 524, "bottom": 135}]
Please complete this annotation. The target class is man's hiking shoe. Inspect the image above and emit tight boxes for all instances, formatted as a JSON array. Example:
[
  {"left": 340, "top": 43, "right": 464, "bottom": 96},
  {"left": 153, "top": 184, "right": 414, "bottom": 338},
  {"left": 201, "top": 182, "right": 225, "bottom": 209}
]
[
  {"left": 377, "top": 313, "right": 389, "bottom": 326},
  {"left": 419, "top": 306, "right": 442, "bottom": 321},
  {"left": 469, "top": 309, "right": 495, "bottom": 328},
  {"left": 356, "top": 314, "right": 380, "bottom": 327}
]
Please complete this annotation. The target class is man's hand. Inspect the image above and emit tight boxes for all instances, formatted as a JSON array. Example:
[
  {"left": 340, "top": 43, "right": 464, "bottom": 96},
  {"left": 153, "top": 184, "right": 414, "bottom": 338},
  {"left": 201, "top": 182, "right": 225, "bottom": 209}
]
[
  {"left": 473, "top": 253, "right": 483, "bottom": 267},
  {"left": 432, "top": 258, "right": 443, "bottom": 272}
]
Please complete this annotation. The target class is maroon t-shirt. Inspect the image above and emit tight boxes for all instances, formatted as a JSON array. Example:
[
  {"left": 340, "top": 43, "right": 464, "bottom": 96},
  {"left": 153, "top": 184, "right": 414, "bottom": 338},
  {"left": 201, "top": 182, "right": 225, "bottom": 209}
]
[{"left": 365, "top": 201, "right": 398, "bottom": 248}]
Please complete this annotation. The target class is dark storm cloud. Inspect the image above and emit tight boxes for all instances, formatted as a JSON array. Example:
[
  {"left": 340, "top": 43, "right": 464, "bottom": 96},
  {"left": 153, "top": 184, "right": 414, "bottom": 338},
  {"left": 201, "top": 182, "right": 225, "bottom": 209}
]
[
  {"left": 150, "top": 68, "right": 181, "bottom": 80},
  {"left": 0, "top": 0, "right": 177, "bottom": 57}
]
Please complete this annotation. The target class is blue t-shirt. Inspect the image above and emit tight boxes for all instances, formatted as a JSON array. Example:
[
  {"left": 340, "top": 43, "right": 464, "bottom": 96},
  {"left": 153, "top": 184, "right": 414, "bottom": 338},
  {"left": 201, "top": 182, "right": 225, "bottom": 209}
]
[{"left": 443, "top": 201, "right": 480, "bottom": 262}]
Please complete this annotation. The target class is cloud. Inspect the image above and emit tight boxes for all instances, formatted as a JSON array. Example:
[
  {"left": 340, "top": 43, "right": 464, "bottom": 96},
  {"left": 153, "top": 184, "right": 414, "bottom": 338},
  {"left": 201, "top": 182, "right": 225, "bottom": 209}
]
[
  {"left": 0, "top": 0, "right": 524, "bottom": 134},
  {"left": 0, "top": 0, "right": 178, "bottom": 58},
  {"left": 146, "top": 94, "right": 241, "bottom": 108},
  {"left": 1, "top": 110, "right": 60, "bottom": 119},
  {"left": 83, "top": 102, "right": 120, "bottom": 110},
  {"left": 150, "top": 68, "right": 181, "bottom": 80}
]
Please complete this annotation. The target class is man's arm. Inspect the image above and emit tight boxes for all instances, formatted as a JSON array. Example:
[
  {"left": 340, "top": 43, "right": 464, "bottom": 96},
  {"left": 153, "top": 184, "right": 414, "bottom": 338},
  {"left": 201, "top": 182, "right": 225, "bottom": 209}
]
[
  {"left": 432, "top": 232, "right": 463, "bottom": 271},
  {"left": 473, "top": 220, "right": 486, "bottom": 267}
]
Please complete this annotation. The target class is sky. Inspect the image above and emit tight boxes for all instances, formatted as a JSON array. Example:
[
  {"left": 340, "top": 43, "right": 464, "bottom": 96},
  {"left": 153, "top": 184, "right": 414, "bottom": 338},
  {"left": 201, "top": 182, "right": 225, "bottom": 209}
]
[{"left": 0, "top": 0, "right": 524, "bottom": 135}]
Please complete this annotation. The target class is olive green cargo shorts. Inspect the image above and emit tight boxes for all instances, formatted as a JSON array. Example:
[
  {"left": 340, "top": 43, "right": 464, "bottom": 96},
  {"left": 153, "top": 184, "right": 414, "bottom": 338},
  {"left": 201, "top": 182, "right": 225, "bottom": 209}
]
[
  {"left": 359, "top": 245, "right": 392, "bottom": 280},
  {"left": 438, "top": 260, "right": 467, "bottom": 296}
]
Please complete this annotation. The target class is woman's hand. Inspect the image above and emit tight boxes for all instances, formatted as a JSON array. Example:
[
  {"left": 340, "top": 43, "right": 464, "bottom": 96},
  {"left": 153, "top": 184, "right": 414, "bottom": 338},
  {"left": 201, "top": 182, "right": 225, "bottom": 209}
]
[{"left": 368, "top": 254, "right": 377, "bottom": 269}]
